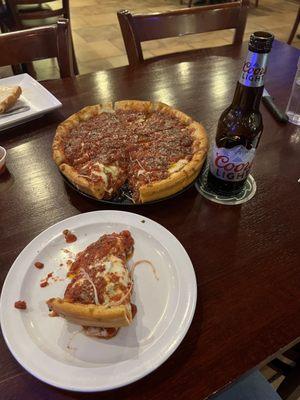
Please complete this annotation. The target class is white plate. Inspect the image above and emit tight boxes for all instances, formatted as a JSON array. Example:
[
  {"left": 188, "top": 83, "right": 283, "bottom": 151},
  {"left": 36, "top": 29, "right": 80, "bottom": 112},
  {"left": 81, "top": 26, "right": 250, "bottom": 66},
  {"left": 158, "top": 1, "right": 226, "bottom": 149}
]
[
  {"left": 0, "top": 211, "right": 197, "bottom": 392},
  {"left": 0, "top": 73, "right": 61, "bottom": 131}
]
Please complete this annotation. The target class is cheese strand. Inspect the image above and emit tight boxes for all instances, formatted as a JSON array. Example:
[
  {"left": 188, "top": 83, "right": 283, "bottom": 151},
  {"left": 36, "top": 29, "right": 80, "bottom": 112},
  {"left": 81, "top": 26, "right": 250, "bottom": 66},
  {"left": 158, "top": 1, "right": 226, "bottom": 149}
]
[
  {"left": 80, "top": 269, "right": 100, "bottom": 305},
  {"left": 130, "top": 259, "right": 159, "bottom": 281}
]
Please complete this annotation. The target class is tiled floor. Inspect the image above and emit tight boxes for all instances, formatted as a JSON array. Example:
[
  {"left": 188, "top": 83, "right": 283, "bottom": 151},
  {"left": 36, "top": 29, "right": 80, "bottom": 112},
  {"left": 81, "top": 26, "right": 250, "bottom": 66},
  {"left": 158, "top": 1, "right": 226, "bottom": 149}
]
[
  {"left": 37, "top": 0, "right": 300, "bottom": 79},
  {"left": 1, "top": 0, "right": 299, "bottom": 79}
]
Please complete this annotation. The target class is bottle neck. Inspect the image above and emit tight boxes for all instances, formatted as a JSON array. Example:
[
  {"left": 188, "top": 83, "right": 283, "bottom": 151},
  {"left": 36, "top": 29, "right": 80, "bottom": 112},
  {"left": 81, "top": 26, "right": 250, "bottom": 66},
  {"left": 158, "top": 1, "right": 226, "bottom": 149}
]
[
  {"left": 231, "top": 49, "right": 270, "bottom": 111},
  {"left": 232, "top": 83, "right": 263, "bottom": 111}
]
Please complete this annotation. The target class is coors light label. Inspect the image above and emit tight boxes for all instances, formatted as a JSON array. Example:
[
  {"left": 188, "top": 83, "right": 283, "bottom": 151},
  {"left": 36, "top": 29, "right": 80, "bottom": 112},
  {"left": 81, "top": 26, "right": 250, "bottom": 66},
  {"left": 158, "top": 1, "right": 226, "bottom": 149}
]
[
  {"left": 239, "top": 51, "right": 268, "bottom": 88},
  {"left": 210, "top": 145, "right": 256, "bottom": 182}
]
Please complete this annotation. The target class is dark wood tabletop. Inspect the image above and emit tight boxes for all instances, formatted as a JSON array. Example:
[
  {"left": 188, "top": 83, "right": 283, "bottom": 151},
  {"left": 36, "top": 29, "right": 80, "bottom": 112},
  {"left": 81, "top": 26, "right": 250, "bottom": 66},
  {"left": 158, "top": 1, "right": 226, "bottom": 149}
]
[{"left": 0, "top": 40, "right": 300, "bottom": 400}]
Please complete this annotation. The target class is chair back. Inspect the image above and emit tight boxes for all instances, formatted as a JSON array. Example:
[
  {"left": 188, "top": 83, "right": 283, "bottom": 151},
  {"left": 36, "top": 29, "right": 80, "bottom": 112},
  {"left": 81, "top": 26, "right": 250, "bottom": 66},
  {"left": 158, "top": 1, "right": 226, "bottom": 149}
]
[
  {"left": 118, "top": 1, "right": 249, "bottom": 66},
  {"left": 6, "top": 0, "right": 70, "bottom": 29},
  {"left": 0, "top": 18, "right": 74, "bottom": 78}
]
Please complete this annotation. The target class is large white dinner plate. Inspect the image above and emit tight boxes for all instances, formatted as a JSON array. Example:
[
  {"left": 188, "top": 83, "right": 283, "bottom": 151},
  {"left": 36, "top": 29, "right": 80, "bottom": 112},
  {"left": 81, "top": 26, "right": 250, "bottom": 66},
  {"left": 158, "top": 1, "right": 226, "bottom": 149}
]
[
  {"left": 0, "top": 210, "right": 197, "bottom": 392},
  {"left": 0, "top": 73, "right": 61, "bottom": 131}
]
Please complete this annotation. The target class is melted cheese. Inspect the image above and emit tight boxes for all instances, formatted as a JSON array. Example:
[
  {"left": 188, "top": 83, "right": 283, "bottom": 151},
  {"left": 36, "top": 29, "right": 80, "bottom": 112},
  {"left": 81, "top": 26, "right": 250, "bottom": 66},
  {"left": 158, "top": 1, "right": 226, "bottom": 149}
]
[
  {"left": 168, "top": 159, "right": 189, "bottom": 174},
  {"left": 77, "top": 254, "right": 131, "bottom": 306},
  {"left": 103, "top": 165, "right": 119, "bottom": 178},
  {"left": 91, "top": 163, "right": 108, "bottom": 185},
  {"left": 137, "top": 169, "right": 145, "bottom": 176},
  {"left": 89, "top": 162, "right": 119, "bottom": 188},
  {"left": 103, "top": 255, "right": 123, "bottom": 273},
  {"left": 93, "top": 162, "right": 118, "bottom": 176}
]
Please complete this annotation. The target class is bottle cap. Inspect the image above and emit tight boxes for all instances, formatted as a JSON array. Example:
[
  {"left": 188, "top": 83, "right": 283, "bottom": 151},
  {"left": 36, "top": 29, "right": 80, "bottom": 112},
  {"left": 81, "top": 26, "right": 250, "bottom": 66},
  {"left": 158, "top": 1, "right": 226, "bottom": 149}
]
[{"left": 249, "top": 31, "right": 274, "bottom": 53}]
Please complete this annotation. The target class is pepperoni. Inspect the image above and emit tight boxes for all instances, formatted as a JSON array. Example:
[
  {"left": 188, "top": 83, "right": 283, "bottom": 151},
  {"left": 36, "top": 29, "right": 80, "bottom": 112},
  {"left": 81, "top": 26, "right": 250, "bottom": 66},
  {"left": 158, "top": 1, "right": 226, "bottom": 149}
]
[{"left": 14, "top": 300, "right": 27, "bottom": 309}]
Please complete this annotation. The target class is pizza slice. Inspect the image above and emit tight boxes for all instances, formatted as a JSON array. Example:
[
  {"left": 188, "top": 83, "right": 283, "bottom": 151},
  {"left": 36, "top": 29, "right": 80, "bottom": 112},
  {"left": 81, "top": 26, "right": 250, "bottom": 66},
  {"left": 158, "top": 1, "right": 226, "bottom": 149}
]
[
  {"left": 47, "top": 230, "right": 136, "bottom": 339},
  {"left": 60, "top": 159, "right": 127, "bottom": 200},
  {"left": 0, "top": 86, "right": 22, "bottom": 113},
  {"left": 53, "top": 104, "right": 128, "bottom": 199}
]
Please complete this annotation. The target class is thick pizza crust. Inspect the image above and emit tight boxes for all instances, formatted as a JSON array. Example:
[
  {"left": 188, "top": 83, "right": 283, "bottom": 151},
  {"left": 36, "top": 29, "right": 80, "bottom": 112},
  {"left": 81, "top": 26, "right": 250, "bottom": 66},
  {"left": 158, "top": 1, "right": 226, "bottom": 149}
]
[
  {"left": 152, "top": 101, "right": 192, "bottom": 125},
  {"left": 114, "top": 99, "right": 153, "bottom": 113},
  {"left": 0, "top": 86, "right": 22, "bottom": 114},
  {"left": 53, "top": 104, "right": 115, "bottom": 198},
  {"left": 53, "top": 100, "right": 208, "bottom": 203},
  {"left": 59, "top": 163, "right": 106, "bottom": 199},
  {"left": 47, "top": 298, "right": 132, "bottom": 328}
]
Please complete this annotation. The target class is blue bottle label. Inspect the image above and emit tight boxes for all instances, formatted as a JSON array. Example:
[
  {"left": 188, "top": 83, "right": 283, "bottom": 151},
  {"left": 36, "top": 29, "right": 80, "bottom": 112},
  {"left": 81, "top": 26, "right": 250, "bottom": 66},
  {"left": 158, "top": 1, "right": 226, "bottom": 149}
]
[
  {"left": 239, "top": 51, "right": 269, "bottom": 88},
  {"left": 210, "top": 144, "right": 256, "bottom": 182}
]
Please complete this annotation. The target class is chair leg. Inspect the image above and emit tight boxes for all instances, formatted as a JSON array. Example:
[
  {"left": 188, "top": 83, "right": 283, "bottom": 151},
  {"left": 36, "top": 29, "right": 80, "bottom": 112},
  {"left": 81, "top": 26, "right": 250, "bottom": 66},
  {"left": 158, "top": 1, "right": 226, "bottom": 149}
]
[
  {"left": 0, "top": 22, "right": 8, "bottom": 33},
  {"left": 277, "top": 363, "right": 300, "bottom": 400},
  {"left": 288, "top": 7, "right": 300, "bottom": 45},
  {"left": 180, "top": 0, "right": 191, "bottom": 5},
  {"left": 22, "top": 62, "right": 37, "bottom": 79},
  {"left": 71, "top": 41, "right": 79, "bottom": 75},
  {"left": 11, "top": 64, "right": 23, "bottom": 75}
]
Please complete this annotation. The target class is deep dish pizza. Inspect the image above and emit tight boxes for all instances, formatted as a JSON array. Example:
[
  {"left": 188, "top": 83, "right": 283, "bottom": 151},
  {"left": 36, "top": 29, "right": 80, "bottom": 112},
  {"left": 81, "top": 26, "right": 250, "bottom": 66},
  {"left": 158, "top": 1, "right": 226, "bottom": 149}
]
[
  {"left": 47, "top": 230, "right": 135, "bottom": 339},
  {"left": 53, "top": 101, "right": 208, "bottom": 203}
]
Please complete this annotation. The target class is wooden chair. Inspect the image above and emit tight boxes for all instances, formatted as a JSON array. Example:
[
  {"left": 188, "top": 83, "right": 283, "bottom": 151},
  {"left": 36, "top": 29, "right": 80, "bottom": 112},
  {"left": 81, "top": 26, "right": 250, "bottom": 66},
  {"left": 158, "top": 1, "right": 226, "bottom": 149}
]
[
  {"left": 180, "top": 0, "right": 203, "bottom": 8},
  {"left": 117, "top": 1, "right": 249, "bottom": 66},
  {"left": 268, "top": 343, "right": 300, "bottom": 400},
  {"left": 5, "top": 0, "right": 78, "bottom": 74},
  {"left": 0, "top": 0, "right": 11, "bottom": 32},
  {"left": 180, "top": 0, "right": 251, "bottom": 7},
  {"left": 213, "top": 370, "right": 282, "bottom": 400},
  {"left": 287, "top": 6, "right": 300, "bottom": 45},
  {"left": 0, "top": 18, "right": 74, "bottom": 78}
]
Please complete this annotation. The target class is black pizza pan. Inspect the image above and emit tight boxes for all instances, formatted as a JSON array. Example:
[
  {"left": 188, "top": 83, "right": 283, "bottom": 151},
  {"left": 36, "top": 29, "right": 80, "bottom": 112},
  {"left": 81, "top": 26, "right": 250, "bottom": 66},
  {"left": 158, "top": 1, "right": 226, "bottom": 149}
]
[{"left": 61, "top": 172, "right": 200, "bottom": 206}]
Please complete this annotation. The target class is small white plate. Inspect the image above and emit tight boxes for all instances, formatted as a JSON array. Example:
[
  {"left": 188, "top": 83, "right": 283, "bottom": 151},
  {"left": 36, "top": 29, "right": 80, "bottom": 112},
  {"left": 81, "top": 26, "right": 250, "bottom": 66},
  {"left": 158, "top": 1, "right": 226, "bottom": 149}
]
[
  {"left": 0, "top": 73, "right": 61, "bottom": 131},
  {"left": 0, "top": 211, "right": 197, "bottom": 392}
]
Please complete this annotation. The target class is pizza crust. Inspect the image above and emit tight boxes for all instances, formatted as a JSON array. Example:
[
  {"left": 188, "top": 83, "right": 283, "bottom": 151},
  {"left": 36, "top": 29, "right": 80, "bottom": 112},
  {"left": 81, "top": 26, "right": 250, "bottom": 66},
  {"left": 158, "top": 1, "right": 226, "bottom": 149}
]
[
  {"left": 152, "top": 101, "right": 192, "bottom": 125},
  {"left": 47, "top": 298, "right": 132, "bottom": 328},
  {"left": 114, "top": 100, "right": 153, "bottom": 113},
  {"left": 59, "top": 163, "right": 106, "bottom": 199},
  {"left": 0, "top": 86, "right": 22, "bottom": 114},
  {"left": 53, "top": 100, "right": 208, "bottom": 203}
]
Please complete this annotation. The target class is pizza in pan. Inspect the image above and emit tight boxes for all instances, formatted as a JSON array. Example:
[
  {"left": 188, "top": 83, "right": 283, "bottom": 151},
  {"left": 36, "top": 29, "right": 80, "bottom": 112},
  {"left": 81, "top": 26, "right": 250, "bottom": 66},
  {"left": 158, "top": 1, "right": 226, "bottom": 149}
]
[
  {"left": 53, "top": 100, "right": 208, "bottom": 203},
  {"left": 47, "top": 230, "right": 136, "bottom": 339}
]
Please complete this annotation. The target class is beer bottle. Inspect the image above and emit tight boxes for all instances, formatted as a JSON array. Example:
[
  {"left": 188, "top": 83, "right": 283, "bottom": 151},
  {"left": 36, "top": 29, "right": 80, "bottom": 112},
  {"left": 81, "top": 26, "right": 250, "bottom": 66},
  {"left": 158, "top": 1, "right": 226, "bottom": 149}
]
[{"left": 207, "top": 31, "right": 274, "bottom": 195}]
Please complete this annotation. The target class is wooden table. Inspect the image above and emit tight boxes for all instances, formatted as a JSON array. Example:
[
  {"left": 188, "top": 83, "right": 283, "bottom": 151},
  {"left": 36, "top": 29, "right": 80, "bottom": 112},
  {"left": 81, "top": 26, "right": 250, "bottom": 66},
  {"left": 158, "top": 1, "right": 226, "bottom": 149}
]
[{"left": 1, "top": 40, "right": 300, "bottom": 400}]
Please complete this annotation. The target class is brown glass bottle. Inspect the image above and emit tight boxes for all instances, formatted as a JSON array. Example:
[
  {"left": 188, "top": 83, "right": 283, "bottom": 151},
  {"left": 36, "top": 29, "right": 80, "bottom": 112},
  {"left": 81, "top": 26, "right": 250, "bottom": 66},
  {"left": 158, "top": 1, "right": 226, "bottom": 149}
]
[{"left": 207, "top": 31, "right": 274, "bottom": 196}]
